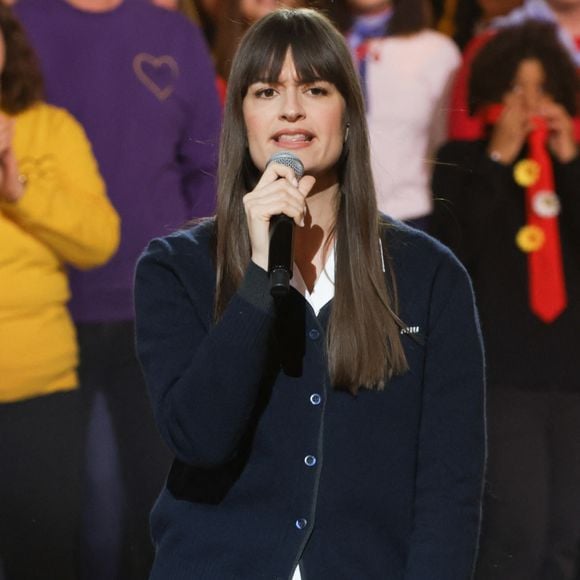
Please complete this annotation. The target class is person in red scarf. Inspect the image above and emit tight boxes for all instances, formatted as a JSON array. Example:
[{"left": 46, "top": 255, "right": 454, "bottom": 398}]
[
  {"left": 430, "top": 21, "right": 580, "bottom": 580},
  {"left": 448, "top": 0, "right": 580, "bottom": 142}
]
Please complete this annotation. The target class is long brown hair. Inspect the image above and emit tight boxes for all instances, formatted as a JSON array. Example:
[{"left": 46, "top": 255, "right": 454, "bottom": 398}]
[
  {"left": 215, "top": 8, "right": 408, "bottom": 394},
  {"left": 0, "top": 3, "right": 44, "bottom": 114}
]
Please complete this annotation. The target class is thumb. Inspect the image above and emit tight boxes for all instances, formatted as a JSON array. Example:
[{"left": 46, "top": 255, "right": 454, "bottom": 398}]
[
  {"left": 4, "top": 117, "right": 15, "bottom": 137},
  {"left": 298, "top": 175, "right": 316, "bottom": 197},
  {"left": 3, "top": 146, "right": 17, "bottom": 168}
]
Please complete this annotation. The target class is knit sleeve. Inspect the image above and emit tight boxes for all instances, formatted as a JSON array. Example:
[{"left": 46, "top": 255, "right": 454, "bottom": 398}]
[
  {"left": 430, "top": 140, "right": 514, "bottom": 266},
  {"left": 404, "top": 251, "right": 486, "bottom": 580},
  {"left": 0, "top": 107, "right": 120, "bottom": 269},
  {"left": 134, "top": 237, "right": 278, "bottom": 467}
]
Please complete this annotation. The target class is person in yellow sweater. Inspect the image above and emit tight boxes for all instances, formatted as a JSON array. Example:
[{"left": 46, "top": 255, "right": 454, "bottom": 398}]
[{"left": 0, "top": 4, "right": 120, "bottom": 579}]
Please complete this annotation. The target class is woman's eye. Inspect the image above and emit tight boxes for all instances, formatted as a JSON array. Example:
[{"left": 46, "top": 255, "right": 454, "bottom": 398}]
[
  {"left": 306, "top": 86, "right": 329, "bottom": 96},
  {"left": 255, "top": 87, "right": 276, "bottom": 98}
]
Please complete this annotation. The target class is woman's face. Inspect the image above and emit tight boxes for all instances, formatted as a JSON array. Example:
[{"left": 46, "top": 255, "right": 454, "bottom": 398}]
[
  {"left": 505, "top": 58, "right": 550, "bottom": 115},
  {"left": 242, "top": 49, "right": 347, "bottom": 184}
]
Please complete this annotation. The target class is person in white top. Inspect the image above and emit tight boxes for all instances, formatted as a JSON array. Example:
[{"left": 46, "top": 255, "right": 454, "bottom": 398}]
[{"left": 336, "top": 0, "right": 460, "bottom": 226}]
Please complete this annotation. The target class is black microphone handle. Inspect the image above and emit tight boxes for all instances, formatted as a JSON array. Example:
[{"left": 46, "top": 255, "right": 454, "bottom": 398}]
[{"left": 268, "top": 214, "right": 294, "bottom": 297}]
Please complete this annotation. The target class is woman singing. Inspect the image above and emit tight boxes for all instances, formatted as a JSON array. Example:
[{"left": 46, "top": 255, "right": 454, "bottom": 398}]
[{"left": 135, "top": 8, "right": 485, "bottom": 579}]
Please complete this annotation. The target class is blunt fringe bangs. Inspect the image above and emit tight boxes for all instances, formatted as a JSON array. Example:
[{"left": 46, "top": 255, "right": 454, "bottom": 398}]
[
  {"left": 215, "top": 9, "right": 408, "bottom": 394},
  {"left": 228, "top": 9, "right": 357, "bottom": 118}
]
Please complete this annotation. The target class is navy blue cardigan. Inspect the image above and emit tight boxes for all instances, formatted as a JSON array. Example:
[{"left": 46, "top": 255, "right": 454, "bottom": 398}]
[{"left": 134, "top": 219, "right": 486, "bottom": 580}]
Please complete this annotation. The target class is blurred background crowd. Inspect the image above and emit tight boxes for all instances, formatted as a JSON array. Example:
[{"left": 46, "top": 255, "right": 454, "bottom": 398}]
[{"left": 0, "top": 0, "right": 578, "bottom": 578}]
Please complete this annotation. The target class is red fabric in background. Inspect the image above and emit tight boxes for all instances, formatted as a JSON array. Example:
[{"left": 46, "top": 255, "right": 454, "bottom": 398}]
[
  {"left": 448, "top": 31, "right": 580, "bottom": 142},
  {"left": 525, "top": 118, "right": 568, "bottom": 322}
]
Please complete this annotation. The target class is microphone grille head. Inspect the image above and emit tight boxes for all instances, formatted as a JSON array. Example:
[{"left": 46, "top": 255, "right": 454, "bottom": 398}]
[{"left": 267, "top": 151, "right": 305, "bottom": 179}]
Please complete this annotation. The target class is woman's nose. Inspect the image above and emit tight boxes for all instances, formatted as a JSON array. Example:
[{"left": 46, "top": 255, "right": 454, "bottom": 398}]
[{"left": 279, "top": 90, "right": 305, "bottom": 121}]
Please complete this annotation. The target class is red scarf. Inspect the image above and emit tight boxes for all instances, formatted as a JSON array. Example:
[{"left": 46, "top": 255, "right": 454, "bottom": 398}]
[{"left": 481, "top": 105, "right": 567, "bottom": 323}]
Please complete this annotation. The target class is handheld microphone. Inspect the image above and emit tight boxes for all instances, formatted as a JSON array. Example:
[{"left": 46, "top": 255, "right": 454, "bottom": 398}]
[{"left": 266, "top": 151, "right": 305, "bottom": 297}]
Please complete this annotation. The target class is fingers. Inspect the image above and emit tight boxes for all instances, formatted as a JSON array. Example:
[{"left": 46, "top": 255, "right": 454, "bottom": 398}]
[
  {"left": 244, "top": 177, "right": 307, "bottom": 225},
  {"left": 503, "top": 91, "right": 525, "bottom": 114},
  {"left": 298, "top": 175, "right": 316, "bottom": 197},
  {"left": 540, "top": 101, "right": 572, "bottom": 138},
  {"left": 542, "top": 102, "right": 570, "bottom": 128},
  {"left": 244, "top": 192, "right": 305, "bottom": 227},
  {"left": 542, "top": 102, "right": 577, "bottom": 163},
  {"left": 0, "top": 148, "right": 25, "bottom": 203},
  {"left": 254, "top": 161, "right": 300, "bottom": 190},
  {"left": 499, "top": 96, "right": 526, "bottom": 130},
  {"left": 546, "top": 115, "right": 567, "bottom": 134},
  {"left": 489, "top": 97, "right": 530, "bottom": 164},
  {"left": 0, "top": 115, "right": 14, "bottom": 155},
  {"left": 503, "top": 97, "right": 528, "bottom": 128},
  {"left": 494, "top": 91, "right": 577, "bottom": 165},
  {"left": 243, "top": 172, "right": 316, "bottom": 270}
]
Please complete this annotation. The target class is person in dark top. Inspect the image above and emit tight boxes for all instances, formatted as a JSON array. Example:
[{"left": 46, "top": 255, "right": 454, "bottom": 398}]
[
  {"left": 134, "top": 8, "right": 485, "bottom": 579},
  {"left": 431, "top": 21, "right": 580, "bottom": 580}
]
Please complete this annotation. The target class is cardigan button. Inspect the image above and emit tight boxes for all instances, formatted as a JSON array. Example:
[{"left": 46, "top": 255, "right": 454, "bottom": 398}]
[
  {"left": 308, "top": 328, "right": 320, "bottom": 340},
  {"left": 309, "top": 393, "right": 322, "bottom": 405},
  {"left": 304, "top": 455, "right": 317, "bottom": 467},
  {"left": 295, "top": 518, "right": 308, "bottom": 530}
]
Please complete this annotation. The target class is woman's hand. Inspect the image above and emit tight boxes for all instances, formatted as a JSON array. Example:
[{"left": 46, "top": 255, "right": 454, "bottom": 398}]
[
  {"left": 542, "top": 100, "right": 577, "bottom": 164},
  {"left": 0, "top": 114, "right": 25, "bottom": 203},
  {"left": 487, "top": 92, "right": 531, "bottom": 165},
  {"left": 243, "top": 162, "right": 316, "bottom": 271}
]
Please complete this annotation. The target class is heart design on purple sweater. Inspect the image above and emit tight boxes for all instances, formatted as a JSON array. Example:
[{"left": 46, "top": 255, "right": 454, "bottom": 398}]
[{"left": 133, "top": 53, "right": 180, "bottom": 101}]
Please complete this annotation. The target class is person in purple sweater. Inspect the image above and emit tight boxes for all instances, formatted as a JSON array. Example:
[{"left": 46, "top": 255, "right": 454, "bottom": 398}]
[{"left": 14, "top": 0, "right": 222, "bottom": 578}]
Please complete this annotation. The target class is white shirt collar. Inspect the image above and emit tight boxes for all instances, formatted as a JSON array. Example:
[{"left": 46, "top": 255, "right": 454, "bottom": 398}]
[
  {"left": 289, "top": 237, "right": 387, "bottom": 315},
  {"left": 290, "top": 245, "right": 335, "bottom": 316}
]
